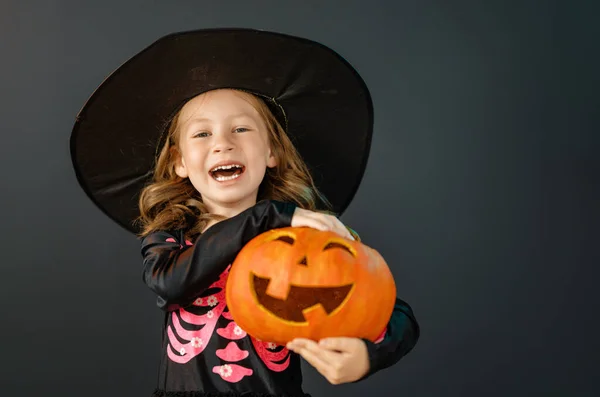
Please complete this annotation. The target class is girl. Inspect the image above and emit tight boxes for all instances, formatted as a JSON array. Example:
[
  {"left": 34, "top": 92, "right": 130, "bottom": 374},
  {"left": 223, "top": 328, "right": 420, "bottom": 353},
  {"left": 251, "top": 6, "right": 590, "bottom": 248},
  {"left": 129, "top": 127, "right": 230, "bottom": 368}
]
[{"left": 71, "top": 29, "right": 419, "bottom": 397}]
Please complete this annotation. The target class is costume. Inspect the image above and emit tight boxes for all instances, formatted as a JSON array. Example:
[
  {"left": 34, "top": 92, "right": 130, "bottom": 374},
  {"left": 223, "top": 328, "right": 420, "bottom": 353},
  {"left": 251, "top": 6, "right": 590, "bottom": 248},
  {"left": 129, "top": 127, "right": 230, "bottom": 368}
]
[
  {"left": 70, "top": 28, "right": 373, "bottom": 233},
  {"left": 70, "top": 28, "right": 420, "bottom": 396},
  {"left": 141, "top": 200, "right": 419, "bottom": 396}
]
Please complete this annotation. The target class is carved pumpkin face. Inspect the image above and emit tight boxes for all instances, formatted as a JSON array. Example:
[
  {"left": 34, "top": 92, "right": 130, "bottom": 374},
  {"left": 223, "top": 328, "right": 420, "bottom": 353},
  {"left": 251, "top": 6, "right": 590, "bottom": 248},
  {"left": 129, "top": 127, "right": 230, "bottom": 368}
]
[{"left": 225, "top": 227, "right": 396, "bottom": 345}]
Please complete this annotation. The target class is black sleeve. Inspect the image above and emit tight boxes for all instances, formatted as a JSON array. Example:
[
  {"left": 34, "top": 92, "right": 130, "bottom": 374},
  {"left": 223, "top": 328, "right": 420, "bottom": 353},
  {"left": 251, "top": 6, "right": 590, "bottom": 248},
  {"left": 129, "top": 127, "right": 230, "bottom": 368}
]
[
  {"left": 359, "top": 297, "right": 420, "bottom": 380},
  {"left": 140, "top": 199, "right": 297, "bottom": 310}
]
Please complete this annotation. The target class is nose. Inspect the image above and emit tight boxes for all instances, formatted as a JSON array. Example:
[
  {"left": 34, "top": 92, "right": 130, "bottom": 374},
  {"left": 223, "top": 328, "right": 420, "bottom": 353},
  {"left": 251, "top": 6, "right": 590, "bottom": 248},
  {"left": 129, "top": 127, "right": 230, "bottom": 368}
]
[{"left": 212, "top": 132, "right": 235, "bottom": 153}]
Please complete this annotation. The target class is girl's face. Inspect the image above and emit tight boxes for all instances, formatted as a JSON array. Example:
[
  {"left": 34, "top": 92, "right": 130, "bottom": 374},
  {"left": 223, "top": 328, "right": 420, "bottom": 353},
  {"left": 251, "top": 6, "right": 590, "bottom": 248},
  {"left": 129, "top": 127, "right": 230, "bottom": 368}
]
[{"left": 174, "top": 89, "right": 277, "bottom": 217}]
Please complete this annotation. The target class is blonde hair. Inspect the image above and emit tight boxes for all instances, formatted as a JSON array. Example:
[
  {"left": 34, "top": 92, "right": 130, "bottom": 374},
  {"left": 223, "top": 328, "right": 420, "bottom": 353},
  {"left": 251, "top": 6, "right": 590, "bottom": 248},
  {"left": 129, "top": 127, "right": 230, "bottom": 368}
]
[{"left": 136, "top": 89, "right": 331, "bottom": 240}]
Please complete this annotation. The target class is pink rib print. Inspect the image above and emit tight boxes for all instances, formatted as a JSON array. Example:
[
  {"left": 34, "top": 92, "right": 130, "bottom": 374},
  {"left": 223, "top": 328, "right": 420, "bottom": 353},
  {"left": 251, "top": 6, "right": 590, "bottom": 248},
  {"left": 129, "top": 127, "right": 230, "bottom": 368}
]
[
  {"left": 166, "top": 266, "right": 229, "bottom": 364},
  {"left": 165, "top": 237, "right": 194, "bottom": 249},
  {"left": 162, "top": 236, "right": 292, "bottom": 383},
  {"left": 251, "top": 337, "right": 291, "bottom": 372},
  {"left": 216, "top": 342, "right": 250, "bottom": 362},
  {"left": 214, "top": 318, "right": 253, "bottom": 381},
  {"left": 222, "top": 311, "right": 233, "bottom": 320},
  {"left": 212, "top": 364, "right": 253, "bottom": 383},
  {"left": 217, "top": 321, "right": 247, "bottom": 340}
]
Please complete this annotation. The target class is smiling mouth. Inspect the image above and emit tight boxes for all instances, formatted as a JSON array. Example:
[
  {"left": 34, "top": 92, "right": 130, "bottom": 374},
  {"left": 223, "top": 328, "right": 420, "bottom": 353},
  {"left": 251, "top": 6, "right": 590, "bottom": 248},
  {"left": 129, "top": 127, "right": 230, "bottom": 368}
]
[
  {"left": 209, "top": 164, "right": 245, "bottom": 182},
  {"left": 251, "top": 275, "right": 353, "bottom": 323}
]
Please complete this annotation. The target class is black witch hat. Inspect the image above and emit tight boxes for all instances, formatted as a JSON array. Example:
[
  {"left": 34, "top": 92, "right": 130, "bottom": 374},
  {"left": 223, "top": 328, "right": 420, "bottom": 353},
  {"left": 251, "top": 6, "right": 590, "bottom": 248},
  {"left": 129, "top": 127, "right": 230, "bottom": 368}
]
[{"left": 70, "top": 28, "right": 373, "bottom": 234}]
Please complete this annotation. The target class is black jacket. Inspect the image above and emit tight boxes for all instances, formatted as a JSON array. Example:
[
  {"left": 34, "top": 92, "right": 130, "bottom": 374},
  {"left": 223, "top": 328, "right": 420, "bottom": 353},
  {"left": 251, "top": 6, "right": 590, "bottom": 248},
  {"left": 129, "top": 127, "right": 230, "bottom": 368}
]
[{"left": 141, "top": 200, "right": 420, "bottom": 397}]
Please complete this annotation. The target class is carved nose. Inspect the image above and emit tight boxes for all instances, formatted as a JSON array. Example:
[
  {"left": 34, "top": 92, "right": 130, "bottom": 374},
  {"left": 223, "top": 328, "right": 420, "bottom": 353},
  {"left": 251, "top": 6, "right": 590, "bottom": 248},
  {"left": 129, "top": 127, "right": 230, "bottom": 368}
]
[{"left": 298, "top": 256, "right": 308, "bottom": 266}]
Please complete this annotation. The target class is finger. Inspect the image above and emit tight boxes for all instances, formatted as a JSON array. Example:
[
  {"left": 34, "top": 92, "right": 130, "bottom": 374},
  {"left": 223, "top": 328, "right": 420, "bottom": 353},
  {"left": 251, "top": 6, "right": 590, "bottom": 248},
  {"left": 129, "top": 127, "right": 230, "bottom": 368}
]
[
  {"left": 290, "top": 339, "right": 352, "bottom": 385},
  {"left": 306, "top": 217, "right": 331, "bottom": 232},
  {"left": 298, "top": 211, "right": 334, "bottom": 232},
  {"left": 327, "top": 216, "right": 343, "bottom": 234},
  {"left": 288, "top": 338, "right": 324, "bottom": 355},
  {"left": 339, "top": 225, "right": 355, "bottom": 240},
  {"left": 288, "top": 338, "right": 339, "bottom": 365},
  {"left": 330, "top": 219, "right": 354, "bottom": 240},
  {"left": 298, "top": 349, "right": 346, "bottom": 385},
  {"left": 316, "top": 214, "right": 346, "bottom": 237},
  {"left": 299, "top": 350, "right": 344, "bottom": 385},
  {"left": 292, "top": 215, "right": 327, "bottom": 232},
  {"left": 291, "top": 209, "right": 322, "bottom": 230},
  {"left": 314, "top": 213, "right": 336, "bottom": 229},
  {"left": 292, "top": 211, "right": 354, "bottom": 239},
  {"left": 288, "top": 340, "right": 333, "bottom": 374},
  {"left": 319, "top": 337, "right": 360, "bottom": 353}
]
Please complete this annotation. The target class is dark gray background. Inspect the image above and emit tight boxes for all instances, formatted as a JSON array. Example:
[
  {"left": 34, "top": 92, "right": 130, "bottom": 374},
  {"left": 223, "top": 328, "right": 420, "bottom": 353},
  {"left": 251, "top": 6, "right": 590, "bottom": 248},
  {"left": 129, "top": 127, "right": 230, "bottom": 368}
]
[{"left": 1, "top": 1, "right": 598, "bottom": 396}]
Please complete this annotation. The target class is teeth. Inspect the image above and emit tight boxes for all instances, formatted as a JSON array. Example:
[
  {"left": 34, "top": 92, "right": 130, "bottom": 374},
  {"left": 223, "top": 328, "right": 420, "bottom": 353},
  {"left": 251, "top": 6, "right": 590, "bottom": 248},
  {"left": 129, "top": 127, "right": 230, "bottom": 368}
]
[
  {"left": 214, "top": 173, "right": 242, "bottom": 182},
  {"left": 210, "top": 164, "right": 243, "bottom": 172}
]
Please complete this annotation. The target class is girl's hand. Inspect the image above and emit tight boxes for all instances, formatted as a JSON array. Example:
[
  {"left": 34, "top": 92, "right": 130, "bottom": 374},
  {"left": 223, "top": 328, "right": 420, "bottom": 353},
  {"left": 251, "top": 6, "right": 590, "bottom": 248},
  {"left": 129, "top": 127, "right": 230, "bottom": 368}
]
[
  {"left": 286, "top": 337, "right": 369, "bottom": 384},
  {"left": 291, "top": 208, "right": 355, "bottom": 240}
]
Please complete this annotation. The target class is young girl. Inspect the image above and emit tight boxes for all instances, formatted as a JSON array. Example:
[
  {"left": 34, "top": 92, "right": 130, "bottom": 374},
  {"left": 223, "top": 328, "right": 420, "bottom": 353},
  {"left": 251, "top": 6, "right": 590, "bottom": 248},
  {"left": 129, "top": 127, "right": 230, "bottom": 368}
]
[{"left": 71, "top": 29, "right": 419, "bottom": 397}]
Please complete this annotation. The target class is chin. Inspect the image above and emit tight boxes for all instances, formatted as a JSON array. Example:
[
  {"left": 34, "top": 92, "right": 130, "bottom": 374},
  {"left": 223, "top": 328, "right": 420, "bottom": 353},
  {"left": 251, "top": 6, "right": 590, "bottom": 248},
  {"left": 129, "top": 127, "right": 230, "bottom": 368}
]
[{"left": 205, "top": 192, "right": 260, "bottom": 210}]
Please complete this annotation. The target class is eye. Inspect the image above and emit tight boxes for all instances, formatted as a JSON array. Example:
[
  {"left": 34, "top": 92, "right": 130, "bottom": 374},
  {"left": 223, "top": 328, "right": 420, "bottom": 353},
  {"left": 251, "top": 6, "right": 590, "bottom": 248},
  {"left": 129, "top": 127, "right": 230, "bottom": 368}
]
[
  {"left": 274, "top": 235, "right": 295, "bottom": 245},
  {"left": 192, "top": 131, "right": 210, "bottom": 138},
  {"left": 234, "top": 127, "right": 249, "bottom": 133},
  {"left": 323, "top": 242, "right": 355, "bottom": 257}
]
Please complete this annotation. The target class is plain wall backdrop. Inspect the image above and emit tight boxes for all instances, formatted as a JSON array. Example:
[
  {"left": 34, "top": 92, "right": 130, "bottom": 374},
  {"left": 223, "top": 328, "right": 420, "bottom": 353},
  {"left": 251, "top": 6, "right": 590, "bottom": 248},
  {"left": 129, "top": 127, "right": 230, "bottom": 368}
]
[{"left": 1, "top": 1, "right": 598, "bottom": 396}]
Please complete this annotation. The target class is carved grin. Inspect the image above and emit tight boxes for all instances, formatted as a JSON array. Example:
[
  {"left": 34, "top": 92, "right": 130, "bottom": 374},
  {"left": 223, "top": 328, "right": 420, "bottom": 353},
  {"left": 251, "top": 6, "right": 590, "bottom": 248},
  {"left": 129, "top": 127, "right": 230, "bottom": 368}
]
[{"left": 251, "top": 275, "right": 353, "bottom": 323}]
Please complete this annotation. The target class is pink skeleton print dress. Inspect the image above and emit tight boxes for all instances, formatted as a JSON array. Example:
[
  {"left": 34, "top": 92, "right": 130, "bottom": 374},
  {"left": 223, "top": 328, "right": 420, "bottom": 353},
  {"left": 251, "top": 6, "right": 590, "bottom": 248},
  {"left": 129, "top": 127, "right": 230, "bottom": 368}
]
[{"left": 141, "top": 200, "right": 420, "bottom": 397}]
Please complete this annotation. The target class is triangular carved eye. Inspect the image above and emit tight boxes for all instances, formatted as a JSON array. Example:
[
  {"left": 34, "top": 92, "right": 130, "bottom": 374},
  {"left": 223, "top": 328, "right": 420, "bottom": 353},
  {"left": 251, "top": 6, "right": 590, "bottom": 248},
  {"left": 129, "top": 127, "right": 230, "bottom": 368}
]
[
  {"left": 323, "top": 242, "right": 355, "bottom": 257},
  {"left": 275, "top": 235, "right": 295, "bottom": 245}
]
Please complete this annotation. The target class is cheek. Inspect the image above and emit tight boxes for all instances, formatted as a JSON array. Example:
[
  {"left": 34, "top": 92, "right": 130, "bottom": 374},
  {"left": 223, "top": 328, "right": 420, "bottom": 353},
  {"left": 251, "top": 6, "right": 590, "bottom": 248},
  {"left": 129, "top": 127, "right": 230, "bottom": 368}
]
[
  {"left": 182, "top": 145, "right": 208, "bottom": 171},
  {"left": 248, "top": 139, "right": 272, "bottom": 165}
]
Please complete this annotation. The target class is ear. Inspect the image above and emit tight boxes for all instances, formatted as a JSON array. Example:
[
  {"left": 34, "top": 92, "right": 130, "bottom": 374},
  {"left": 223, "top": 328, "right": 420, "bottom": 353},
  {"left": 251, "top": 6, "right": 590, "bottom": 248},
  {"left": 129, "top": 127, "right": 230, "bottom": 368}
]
[
  {"left": 172, "top": 147, "right": 189, "bottom": 178},
  {"left": 266, "top": 148, "right": 277, "bottom": 168}
]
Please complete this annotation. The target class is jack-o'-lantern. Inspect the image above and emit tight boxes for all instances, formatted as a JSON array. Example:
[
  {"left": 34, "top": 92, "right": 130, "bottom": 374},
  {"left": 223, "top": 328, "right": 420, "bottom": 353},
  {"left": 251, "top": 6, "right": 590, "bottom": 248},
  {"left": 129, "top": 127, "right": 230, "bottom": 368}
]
[{"left": 225, "top": 227, "right": 396, "bottom": 345}]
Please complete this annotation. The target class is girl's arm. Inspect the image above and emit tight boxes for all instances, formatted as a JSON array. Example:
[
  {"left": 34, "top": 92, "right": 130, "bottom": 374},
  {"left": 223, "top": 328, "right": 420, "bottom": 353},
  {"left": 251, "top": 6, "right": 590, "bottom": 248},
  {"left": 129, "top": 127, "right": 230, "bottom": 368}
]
[
  {"left": 285, "top": 297, "right": 419, "bottom": 384},
  {"left": 140, "top": 199, "right": 296, "bottom": 310},
  {"left": 346, "top": 229, "right": 420, "bottom": 378},
  {"left": 360, "top": 297, "right": 420, "bottom": 379}
]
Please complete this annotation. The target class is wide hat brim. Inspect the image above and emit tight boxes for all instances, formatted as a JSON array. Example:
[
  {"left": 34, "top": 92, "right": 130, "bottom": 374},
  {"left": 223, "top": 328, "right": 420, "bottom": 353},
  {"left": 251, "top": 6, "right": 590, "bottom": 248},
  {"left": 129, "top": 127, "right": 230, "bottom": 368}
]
[{"left": 70, "top": 28, "right": 373, "bottom": 235}]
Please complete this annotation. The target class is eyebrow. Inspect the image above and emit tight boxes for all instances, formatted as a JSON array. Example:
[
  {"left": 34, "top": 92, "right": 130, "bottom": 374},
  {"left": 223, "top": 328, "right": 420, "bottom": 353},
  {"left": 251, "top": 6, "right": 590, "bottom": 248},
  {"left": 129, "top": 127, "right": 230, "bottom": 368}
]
[{"left": 187, "top": 113, "right": 252, "bottom": 124}]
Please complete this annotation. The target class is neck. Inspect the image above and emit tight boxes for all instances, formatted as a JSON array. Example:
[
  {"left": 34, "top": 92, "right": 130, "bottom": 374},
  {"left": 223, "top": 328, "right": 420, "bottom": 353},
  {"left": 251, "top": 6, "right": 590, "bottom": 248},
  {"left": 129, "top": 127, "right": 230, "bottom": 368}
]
[{"left": 204, "top": 197, "right": 258, "bottom": 220}]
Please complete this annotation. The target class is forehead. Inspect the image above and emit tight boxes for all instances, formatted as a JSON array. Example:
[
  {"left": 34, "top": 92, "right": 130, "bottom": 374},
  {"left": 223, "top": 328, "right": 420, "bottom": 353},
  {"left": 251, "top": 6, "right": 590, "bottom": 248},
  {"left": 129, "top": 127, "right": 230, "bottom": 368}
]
[{"left": 178, "top": 89, "right": 260, "bottom": 121}]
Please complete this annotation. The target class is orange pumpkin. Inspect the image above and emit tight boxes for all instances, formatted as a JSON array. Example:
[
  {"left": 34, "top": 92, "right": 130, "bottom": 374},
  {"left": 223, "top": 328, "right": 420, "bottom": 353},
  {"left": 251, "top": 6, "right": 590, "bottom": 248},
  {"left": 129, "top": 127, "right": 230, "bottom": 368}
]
[{"left": 225, "top": 227, "right": 396, "bottom": 345}]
